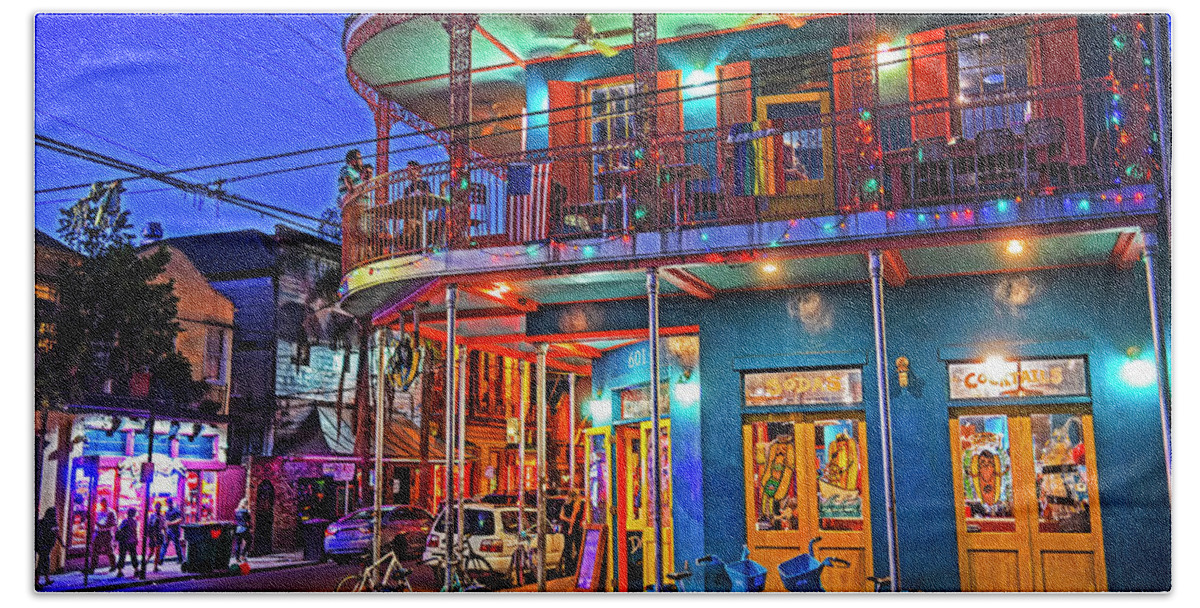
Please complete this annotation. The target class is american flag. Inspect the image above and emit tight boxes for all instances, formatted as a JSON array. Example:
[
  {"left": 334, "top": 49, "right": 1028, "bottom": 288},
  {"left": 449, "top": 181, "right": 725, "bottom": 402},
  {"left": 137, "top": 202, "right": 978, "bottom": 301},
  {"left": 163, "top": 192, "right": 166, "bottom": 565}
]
[{"left": 505, "top": 162, "right": 552, "bottom": 242}]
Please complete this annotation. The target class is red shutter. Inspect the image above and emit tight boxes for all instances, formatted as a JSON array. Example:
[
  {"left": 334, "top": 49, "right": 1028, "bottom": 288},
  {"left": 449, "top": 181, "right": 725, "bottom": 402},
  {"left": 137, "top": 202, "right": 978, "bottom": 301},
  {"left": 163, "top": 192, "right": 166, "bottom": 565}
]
[
  {"left": 548, "top": 80, "right": 585, "bottom": 205},
  {"left": 907, "top": 28, "right": 952, "bottom": 141},
  {"left": 657, "top": 70, "right": 684, "bottom": 164},
  {"left": 1030, "top": 17, "right": 1086, "bottom": 165},
  {"left": 716, "top": 61, "right": 752, "bottom": 129},
  {"left": 832, "top": 45, "right": 858, "bottom": 183}
]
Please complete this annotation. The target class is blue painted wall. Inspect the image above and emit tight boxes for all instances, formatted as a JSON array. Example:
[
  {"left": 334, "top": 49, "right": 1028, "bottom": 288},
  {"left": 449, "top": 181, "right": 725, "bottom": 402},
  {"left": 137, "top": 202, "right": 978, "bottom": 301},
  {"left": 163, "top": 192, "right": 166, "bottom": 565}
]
[{"left": 559, "top": 263, "right": 1169, "bottom": 591}]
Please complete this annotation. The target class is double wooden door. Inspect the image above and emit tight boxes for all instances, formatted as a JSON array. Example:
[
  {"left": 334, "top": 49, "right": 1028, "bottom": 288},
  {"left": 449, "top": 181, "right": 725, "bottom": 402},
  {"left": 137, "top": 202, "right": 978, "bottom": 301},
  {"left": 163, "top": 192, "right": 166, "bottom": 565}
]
[
  {"left": 950, "top": 407, "right": 1107, "bottom": 591},
  {"left": 742, "top": 413, "right": 874, "bottom": 591},
  {"left": 615, "top": 420, "right": 674, "bottom": 591}
]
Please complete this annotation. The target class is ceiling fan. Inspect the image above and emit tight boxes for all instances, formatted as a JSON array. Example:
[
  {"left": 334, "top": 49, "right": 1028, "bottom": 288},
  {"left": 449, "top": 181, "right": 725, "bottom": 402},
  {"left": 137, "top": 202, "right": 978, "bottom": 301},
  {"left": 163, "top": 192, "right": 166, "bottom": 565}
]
[
  {"left": 739, "top": 13, "right": 812, "bottom": 29},
  {"left": 551, "top": 15, "right": 633, "bottom": 58}
]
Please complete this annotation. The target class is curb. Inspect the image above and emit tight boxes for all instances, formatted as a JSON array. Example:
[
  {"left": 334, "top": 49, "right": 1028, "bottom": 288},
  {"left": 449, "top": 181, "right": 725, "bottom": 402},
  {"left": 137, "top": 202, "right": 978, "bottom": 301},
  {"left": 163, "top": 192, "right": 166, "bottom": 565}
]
[{"left": 41, "top": 559, "right": 322, "bottom": 592}]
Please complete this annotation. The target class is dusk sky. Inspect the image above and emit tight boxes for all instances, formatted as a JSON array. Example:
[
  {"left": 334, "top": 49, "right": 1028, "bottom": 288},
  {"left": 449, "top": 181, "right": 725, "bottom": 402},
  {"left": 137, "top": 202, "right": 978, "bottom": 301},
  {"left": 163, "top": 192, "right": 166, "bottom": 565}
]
[{"left": 33, "top": 13, "right": 445, "bottom": 241}]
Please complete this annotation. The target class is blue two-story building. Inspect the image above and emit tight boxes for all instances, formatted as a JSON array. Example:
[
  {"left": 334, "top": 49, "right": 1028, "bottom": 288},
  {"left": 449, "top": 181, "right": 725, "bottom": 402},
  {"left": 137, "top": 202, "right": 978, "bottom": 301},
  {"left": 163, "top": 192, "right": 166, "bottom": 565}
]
[{"left": 337, "top": 13, "right": 1170, "bottom": 592}]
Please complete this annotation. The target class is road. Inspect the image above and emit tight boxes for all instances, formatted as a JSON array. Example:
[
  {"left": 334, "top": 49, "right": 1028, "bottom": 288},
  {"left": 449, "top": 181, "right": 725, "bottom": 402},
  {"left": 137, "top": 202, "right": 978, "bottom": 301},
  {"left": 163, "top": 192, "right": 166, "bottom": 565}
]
[{"left": 114, "top": 559, "right": 442, "bottom": 592}]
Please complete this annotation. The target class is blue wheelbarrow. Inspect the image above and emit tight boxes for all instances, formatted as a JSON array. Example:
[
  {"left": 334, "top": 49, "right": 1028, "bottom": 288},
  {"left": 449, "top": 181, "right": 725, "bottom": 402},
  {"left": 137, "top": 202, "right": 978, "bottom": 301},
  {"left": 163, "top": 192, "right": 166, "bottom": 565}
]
[
  {"left": 777, "top": 536, "right": 851, "bottom": 592},
  {"left": 665, "top": 554, "right": 733, "bottom": 592}
]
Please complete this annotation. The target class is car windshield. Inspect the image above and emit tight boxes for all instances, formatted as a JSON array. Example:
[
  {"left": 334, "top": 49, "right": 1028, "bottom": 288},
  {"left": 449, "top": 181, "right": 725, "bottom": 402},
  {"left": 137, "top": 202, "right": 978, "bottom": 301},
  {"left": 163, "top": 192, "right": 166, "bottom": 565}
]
[
  {"left": 433, "top": 508, "right": 495, "bottom": 536},
  {"left": 344, "top": 507, "right": 393, "bottom": 522}
]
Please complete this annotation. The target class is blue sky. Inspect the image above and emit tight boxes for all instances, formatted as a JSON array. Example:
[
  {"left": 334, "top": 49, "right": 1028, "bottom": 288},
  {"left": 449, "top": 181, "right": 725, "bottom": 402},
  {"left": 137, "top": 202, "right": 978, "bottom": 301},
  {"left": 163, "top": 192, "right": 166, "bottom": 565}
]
[{"left": 33, "top": 13, "right": 443, "bottom": 240}]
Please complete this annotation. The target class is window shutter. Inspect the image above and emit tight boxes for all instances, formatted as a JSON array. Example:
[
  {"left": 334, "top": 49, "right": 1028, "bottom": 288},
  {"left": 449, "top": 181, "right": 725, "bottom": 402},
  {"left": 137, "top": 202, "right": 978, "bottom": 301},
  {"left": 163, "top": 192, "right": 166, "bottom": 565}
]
[
  {"left": 1030, "top": 17, "right": 1086, "bottom": 165},
  {"left": 548, "top": 80, "right": 586, "bottom": 205},
  {"left": 716, "top": 61, "right": 752, "bottom": 129},
  {"left": 832, "top": 44, "right": 860, "bottom": 188},
  {"left": 657, "top": 70, "right": 684, "bottom": 164},
  {"left": 906, "top": 28, "right": 952, "bottom": 141}
]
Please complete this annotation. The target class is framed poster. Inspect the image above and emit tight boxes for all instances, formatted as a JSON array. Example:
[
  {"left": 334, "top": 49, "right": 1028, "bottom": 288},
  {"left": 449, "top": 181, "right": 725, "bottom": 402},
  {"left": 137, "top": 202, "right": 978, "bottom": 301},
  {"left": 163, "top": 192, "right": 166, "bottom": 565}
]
[{"left": 575, "top": 524, "right": 608, "bottom": 591}]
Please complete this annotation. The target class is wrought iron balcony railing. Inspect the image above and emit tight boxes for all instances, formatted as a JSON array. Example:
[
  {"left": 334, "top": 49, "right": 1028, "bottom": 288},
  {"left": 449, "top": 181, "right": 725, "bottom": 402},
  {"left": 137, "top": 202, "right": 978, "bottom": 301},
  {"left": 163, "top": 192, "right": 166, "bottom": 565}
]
[{"left": 341, "top": 74, "right": 1160, "bottom": 274}]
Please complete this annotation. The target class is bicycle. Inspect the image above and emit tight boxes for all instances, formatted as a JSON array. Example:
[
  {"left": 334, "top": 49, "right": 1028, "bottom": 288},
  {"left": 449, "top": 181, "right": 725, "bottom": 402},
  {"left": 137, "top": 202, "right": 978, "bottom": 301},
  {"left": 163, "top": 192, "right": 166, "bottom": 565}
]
[
  {"left": 335, "top": 550, "right": 413, "bottom": 592},
  {"left": 428, "top": 541, "right": 494, "bottom": 592},
  {"left": 508, "top": 529, "right": 538, "bottom": 588}
]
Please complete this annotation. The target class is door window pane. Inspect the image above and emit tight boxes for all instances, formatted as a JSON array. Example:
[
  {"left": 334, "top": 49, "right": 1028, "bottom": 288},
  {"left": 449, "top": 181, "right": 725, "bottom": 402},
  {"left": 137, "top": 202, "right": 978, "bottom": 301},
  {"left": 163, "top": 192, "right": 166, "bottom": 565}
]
[
  {"left": 587, "top": 434, "right": 610, "bottom": 525},
  {"left": 644, "top": 426, "right": 671, "bottom": 526},
  {"left": 959, "top": 415, "right": 1016, "bottom": 532},
  {"left": 749, "top": 421, "right": 799, "bottom": 531},
  {"left": 628, "top": 436, "right": 643, "bottom": 521},
  {"left": 1030, "top": 414, "right": 1092, "bottom": 533},
  {"left": 815, "top": 420, "right": 864, "bottom": 531},
  {"left": 956, "top": 28, "right": 1031, "bottom": 139}
]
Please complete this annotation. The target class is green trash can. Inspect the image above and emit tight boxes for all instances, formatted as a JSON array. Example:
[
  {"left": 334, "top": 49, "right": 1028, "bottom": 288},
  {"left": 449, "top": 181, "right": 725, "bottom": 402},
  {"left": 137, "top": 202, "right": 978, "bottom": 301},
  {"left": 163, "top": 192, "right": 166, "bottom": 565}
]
[{"left": 182, "top": 523, "right": 237, "bottom": 573}]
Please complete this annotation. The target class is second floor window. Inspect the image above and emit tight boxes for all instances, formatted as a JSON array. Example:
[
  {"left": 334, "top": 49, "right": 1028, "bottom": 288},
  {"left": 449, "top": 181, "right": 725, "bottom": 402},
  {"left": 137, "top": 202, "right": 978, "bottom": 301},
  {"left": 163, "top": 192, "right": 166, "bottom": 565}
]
[
  {"left": 589, "top": 82, "right": 639, "bottom": 188},
  {"left": 955, "top": 27, "right": 1031, "bottom": 140},
  {"left": 204, "top": 328, "right": 228, "bottom": 384}
]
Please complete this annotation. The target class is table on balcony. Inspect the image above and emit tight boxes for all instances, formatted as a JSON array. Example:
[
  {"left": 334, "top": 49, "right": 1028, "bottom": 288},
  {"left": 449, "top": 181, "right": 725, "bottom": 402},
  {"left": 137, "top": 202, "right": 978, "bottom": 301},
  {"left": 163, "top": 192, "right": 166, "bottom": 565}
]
[{"left": 371, "top": 193, "right": 449, "bottom": 250}]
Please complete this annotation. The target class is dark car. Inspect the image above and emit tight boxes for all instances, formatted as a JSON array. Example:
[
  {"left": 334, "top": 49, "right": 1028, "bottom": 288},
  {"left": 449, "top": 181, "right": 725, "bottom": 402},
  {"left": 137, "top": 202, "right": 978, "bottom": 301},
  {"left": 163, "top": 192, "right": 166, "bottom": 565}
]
[{"left": 323, "top": 505, "right": 433, "bottom": 563}]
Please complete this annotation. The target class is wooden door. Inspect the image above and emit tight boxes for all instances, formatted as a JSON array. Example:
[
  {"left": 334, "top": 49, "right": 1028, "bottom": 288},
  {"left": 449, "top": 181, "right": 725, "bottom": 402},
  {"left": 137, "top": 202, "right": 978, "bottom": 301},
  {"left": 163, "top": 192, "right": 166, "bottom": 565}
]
[
  {"left": 743, "top": 413, "right": 873, "bottom": 591},
  {"left": 951, "top": 408, "right": 1107, "bottom": 591},
  {"left": 639, "top": 420, "right": 674, "bottom": 591},
  {"left": 583, "top": 427, "right": 613, "bottom": 590}
]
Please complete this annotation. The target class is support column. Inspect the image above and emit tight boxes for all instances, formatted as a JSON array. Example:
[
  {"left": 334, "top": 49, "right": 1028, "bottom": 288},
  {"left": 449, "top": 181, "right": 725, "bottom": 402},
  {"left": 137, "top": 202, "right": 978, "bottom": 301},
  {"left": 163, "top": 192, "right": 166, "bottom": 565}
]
[
  {"left": 442, "top": 14, "right": 478, "bottom": 247},
  {"left": 868, "top": 250, "right": 901, "bottom": 591},
  {"left": 1142, "top": 233, "right": 1171, "bottom": 492},
  {"left": 456, "top": 344, "right": 467, "bottom": 563},
  {"left": 647, "top": 267, "right": 664, "bottom": 592},
  {"left": 632, "top": 13, "right": 659, "bottom": 230},
  {"left": 373, "top": 328, "right": 386, "bottom": 569},
  {"left": 137, "top": 414, "right": 155, "bottom": 579},
  {"left": 517, "top": 361, "right": 528, "bottom": 547},
  {"left": 568, "top": 371, "right": 577, "bottom": 489},
  {"left": 443, "top": 284, "right": 458, "bottom": 591},
  {"left": 535, "top": 343, "right": 549, "bottom": 591}
]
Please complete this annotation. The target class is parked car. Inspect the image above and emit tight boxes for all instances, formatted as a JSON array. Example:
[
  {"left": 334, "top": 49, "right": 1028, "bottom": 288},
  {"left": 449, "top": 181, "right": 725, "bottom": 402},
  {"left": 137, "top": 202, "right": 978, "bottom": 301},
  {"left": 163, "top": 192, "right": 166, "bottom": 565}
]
[
  {"left": 422, "top": 500, "right": 565, "bottom": 587},
  {"left": 323, "top": 505, "right": 433, "bottom": 563}
]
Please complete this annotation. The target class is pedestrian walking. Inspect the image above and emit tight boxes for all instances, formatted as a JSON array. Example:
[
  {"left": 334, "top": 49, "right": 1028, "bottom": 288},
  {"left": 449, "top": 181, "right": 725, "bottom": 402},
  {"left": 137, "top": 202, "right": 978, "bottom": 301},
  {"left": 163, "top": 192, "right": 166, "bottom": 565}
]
[
  {"left": 234, "top": 497, "right": 253, "bottom": 562},
  {"left": 115, "top": 508, "right": 140, "bottom": 576},
  {"left": 558, "top": 489, "right": 585, "bottom": 573},
  {"left": 160, "top": 497, "right": 186, "bottom": 564},
  {"left": 145, "top": 502, "right": 165, "bottom": 572},
  {"left": 35, "top": 507, "right": 61, "bottom": 588},
  {"left": 90, "top": 498, "right": 118, "bottom": 573}
]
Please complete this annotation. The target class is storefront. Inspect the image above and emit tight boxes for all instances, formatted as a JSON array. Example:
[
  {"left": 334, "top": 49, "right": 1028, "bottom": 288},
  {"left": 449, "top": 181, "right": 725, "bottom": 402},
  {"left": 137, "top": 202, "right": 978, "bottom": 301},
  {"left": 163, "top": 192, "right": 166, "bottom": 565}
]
[{"left": 65, "top": 415, "right": 228, "bottom": 558}]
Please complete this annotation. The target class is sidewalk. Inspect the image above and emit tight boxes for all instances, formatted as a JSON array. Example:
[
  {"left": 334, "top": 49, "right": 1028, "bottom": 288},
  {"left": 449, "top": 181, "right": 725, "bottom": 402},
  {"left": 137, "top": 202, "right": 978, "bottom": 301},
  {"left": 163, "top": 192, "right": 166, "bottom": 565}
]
[{"left": 37, "top": 551, "right": 316, "bottom": 592}]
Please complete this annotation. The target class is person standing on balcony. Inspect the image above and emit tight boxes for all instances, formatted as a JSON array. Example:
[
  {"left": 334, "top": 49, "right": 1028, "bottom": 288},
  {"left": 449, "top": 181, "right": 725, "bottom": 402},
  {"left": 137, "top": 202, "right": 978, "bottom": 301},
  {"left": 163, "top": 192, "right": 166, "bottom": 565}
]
[
  {"left": 402, "top": 160, "right": 431, "bottom": 197},
  {"left": 338, "top": 149, "right": 365, "bottom": 203}
]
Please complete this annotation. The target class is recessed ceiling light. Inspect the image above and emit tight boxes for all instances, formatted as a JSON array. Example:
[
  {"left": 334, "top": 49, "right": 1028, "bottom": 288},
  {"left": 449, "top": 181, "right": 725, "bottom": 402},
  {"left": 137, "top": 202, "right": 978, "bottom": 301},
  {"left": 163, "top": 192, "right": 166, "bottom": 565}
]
[
  {"left": 762, "top": 263, "right": 778, "bottom": 273},
  {"left": 1006, "top": 239, "right": 1025, "bottom": 255}
]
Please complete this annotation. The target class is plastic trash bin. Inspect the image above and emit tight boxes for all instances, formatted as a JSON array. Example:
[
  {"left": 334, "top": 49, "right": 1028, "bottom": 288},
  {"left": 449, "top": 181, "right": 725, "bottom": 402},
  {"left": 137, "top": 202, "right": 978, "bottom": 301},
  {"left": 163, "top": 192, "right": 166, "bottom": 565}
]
[
  {"left": 181, "top": 522, "right": 237, "bottom": 573},
  {"left": 301, "top": 519, "right": 330, "bottom": 562},
  {"left": 778, "top": 553, "right": 824, "bottom": 592}
]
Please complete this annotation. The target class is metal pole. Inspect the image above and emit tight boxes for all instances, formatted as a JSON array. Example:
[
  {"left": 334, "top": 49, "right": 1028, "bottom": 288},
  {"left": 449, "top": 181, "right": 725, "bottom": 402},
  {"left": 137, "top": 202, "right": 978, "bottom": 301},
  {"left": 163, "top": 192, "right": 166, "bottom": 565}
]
[
  {"left": 373, "top": 328, "right": 386, "bottom": 569},
  {"left": 443, "top": 284, "right": 457, "bottom": 591},
  {"left": 1142, "top": 234, "right": 1171, "bottom": 493},
  {"left": 35, "top": 404, "right": 49, "bottom": 528},
  {"left": 83, "top": 470, "right": 97, "bottom": 587},
  {"left": 517, "top": 361, "right": 527, "bottom": 552},
  {"left": 1151, "top": 16, "right": 1171, "bottom": 245},
  {"left": 535, "top": 343, "right": 549, "bottom": 591},
  {"left": 868, "top": 250, "right": 901, "bottom": 591},
  {"left": 646, "top": 268, "right": 664, "bottom": 592},
  {"left": 138, "top": 415, "right": 155, "bottom": 578},
  {"left": 456, "top": 345, "right": 467, "bottom": 567},
  {"left": 568, "top": 372, "right": 577, "bottom": 490}
]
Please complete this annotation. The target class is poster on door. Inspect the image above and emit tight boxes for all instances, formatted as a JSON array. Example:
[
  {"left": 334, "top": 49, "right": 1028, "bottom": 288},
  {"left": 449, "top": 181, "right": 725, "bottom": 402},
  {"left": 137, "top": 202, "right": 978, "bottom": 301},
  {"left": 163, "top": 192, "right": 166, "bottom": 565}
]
[
  {"left": 959, "top": 415, "right": 1015, "bottom": 532},
  {"left": 814, "top": 420, "right": 863, "bottom": 530}
]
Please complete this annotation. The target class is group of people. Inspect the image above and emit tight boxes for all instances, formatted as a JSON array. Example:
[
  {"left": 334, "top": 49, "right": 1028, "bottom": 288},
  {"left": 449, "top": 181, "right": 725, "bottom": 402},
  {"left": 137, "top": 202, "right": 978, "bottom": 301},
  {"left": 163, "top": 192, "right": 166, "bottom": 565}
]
[{"left": 35, "top": 497, "right": 255, "bottom": 587}]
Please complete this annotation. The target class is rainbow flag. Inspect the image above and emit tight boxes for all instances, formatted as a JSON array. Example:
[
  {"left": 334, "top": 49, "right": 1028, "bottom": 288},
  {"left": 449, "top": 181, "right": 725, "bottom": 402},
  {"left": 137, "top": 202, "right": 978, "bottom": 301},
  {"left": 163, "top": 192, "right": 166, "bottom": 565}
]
[{"left": 730, "top": 120, "right": 785, "bottom": 196}]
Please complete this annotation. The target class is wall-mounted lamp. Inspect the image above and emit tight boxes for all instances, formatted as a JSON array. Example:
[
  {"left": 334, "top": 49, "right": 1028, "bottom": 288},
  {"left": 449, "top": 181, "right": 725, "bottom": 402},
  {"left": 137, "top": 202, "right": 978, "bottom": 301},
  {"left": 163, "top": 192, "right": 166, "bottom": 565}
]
[
  {"left": 895, "top": 356, "right": 911, "bottom": 388},
  {"left": 1120, "top": 346, "right": 1156, "bottom": 388}
]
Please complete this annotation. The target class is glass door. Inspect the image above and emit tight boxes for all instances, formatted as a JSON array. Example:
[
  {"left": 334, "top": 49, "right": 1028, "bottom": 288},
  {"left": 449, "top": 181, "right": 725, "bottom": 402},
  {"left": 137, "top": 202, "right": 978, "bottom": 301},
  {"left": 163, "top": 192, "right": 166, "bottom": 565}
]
[
  {"left": 743, "top": 413, "right": 873, "bottom": 591},
  {"left": 583, "top": 427, "right": 613, "bottom": 590},
  {"left": 950, "top": 408, "right": 1107, "bottom": 591}
]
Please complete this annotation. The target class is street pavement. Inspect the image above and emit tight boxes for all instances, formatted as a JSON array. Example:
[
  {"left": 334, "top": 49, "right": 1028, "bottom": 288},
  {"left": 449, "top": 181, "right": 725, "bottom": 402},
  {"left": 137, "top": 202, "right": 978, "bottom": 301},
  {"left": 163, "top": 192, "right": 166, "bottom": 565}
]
[{"left": 110, "top": 558, "right": 441, "bottom": 592}]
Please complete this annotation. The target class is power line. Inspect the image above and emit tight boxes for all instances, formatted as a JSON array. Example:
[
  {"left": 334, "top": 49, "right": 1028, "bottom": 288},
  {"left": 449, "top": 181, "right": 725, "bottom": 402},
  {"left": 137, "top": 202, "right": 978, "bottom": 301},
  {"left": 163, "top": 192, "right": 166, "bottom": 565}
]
[{"left": 35, "top": 135, "right": 328, "bottom": 236}]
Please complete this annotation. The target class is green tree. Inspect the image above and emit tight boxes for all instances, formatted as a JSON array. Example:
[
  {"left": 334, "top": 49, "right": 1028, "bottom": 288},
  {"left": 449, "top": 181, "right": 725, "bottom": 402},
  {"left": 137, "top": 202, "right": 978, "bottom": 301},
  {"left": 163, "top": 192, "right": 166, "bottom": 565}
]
[{"left": 37, "top": 186, "right": 200, "bottom": 407}]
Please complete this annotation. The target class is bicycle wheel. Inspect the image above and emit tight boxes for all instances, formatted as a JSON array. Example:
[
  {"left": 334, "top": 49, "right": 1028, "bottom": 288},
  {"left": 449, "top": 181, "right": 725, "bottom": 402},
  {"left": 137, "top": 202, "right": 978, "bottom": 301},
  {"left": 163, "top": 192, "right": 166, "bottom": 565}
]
[{"left": 336, "top": 574, "right": 367, "bottom": 592}]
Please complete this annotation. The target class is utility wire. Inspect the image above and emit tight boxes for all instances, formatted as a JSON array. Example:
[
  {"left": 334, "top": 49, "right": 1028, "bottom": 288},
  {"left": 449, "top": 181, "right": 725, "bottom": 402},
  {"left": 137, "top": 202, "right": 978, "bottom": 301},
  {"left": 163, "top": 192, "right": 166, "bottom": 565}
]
[{"left": 35, "top": 135, "right": 327, "bottom": 236}]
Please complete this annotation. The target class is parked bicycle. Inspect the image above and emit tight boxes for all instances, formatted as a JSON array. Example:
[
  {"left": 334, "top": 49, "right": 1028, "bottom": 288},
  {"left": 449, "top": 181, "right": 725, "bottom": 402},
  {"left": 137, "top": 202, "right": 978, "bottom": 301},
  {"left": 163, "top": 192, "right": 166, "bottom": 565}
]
[
  {"left": 335, "top": 550, "right": 413, "bottom": 592},
  {"left": 427, "top": 541, "right": 494, "bottom": 592}
]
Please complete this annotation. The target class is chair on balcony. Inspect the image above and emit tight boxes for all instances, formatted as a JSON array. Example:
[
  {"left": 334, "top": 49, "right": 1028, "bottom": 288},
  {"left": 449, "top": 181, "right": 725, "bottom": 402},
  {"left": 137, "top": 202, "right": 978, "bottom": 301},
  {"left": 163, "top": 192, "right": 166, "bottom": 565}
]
[
  {"left": 1023, "top": 117, "right": 1067, "bottom": 193},
  {"left": 974, "top": 128, "right": 1021, "bottom": 192},
  {"left": 911, "top": 137, "right": 955, "bottom": 203}
]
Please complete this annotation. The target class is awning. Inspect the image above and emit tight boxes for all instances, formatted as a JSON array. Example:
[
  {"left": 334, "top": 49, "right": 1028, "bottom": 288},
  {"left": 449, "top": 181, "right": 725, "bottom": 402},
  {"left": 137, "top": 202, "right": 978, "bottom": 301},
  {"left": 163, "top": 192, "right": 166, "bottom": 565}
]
[{"left": 274, "top": 402, "right": 478, "bottom": 464}]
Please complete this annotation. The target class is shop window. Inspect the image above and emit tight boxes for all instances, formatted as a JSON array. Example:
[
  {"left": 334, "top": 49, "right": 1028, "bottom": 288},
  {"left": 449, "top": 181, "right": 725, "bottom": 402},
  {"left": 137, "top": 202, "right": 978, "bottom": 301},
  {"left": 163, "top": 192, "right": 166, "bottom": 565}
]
[
  {"left": 204, "top": 327, "right": 227, "bottom": 384},
  {"left": 748, "top": 421, "right": 799, "bottom": 531},
  {"left": 957, "top": 414, "right": 1016, "bottom": 532},
  {"left": 814, "top": 419, "right": 865, "bottom": 531},
  {"left": 1030, "top": 413, "right": 1091, "bottom": 533},
  {"left": 955, "top": 27, "right": 1031, "bottom": 139}
]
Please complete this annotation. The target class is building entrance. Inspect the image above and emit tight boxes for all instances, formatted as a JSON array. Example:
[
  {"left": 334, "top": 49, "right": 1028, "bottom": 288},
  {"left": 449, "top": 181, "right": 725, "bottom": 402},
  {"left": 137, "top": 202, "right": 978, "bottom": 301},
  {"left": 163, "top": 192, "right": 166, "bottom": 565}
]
[
  {"left": 614, "top": 420, "right": 674, "bottom": 591},
  {"left": 742, "top": 413, "right": 874, "bottom": 591},
  {"left": 950, "top": 407, "right": 1107, "bottom": 591}
]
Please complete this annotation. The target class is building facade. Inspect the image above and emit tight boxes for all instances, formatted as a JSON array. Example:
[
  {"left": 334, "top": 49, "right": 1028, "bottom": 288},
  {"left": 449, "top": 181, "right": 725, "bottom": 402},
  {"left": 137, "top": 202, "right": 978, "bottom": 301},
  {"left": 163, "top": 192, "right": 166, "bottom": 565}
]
[{"left": 337, "top": 13, "right": 1170, "bottom": 591}]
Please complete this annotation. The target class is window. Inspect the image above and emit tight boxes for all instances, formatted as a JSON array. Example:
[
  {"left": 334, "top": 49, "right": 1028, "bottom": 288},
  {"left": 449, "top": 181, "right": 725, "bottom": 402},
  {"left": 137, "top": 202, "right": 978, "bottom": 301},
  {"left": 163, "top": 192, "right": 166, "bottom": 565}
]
[
  {"left": 204, "top": 328, "right": 228, "bottom": 383},
  {"left": 35, "top": 283, "right": 57, "bottom": 302},
  {"left": 955, "top": 27, "right": 1031, "bottom": 139},
  {"left": 589, "top": 82, "right": 639, "bottom": 193}
]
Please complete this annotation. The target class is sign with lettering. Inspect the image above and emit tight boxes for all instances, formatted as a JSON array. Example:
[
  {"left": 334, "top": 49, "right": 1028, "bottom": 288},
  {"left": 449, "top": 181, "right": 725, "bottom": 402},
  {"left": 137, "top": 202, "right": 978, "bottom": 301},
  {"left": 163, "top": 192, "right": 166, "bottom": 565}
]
[
  {"left": 620, "top": 383, "right": 669, "bottom": 419},
  {"left": 744, "top": 368, "right": 863, "bottom": 406},
  {"left": 948, "top": 357, "right": 1088, "bottom": 400},
  {"left": 575, "top": 524, "right": 607, "bottom": 591}
]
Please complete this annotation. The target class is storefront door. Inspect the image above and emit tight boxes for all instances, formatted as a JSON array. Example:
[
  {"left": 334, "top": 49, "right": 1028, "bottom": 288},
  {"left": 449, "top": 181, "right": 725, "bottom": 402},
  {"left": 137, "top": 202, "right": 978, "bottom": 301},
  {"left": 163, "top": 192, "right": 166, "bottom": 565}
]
[
  {"left": 742, "top": 414, "right": 873, "bottom": 592},
  {"left": 950, "top": 408, "right": 1107, "bottom": 591},
  {"left": 583, "top": 427, "right": 613, "bottom": 590},
  {"left": 613, "top": 420, "right": 674, "bottom": 591}
]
